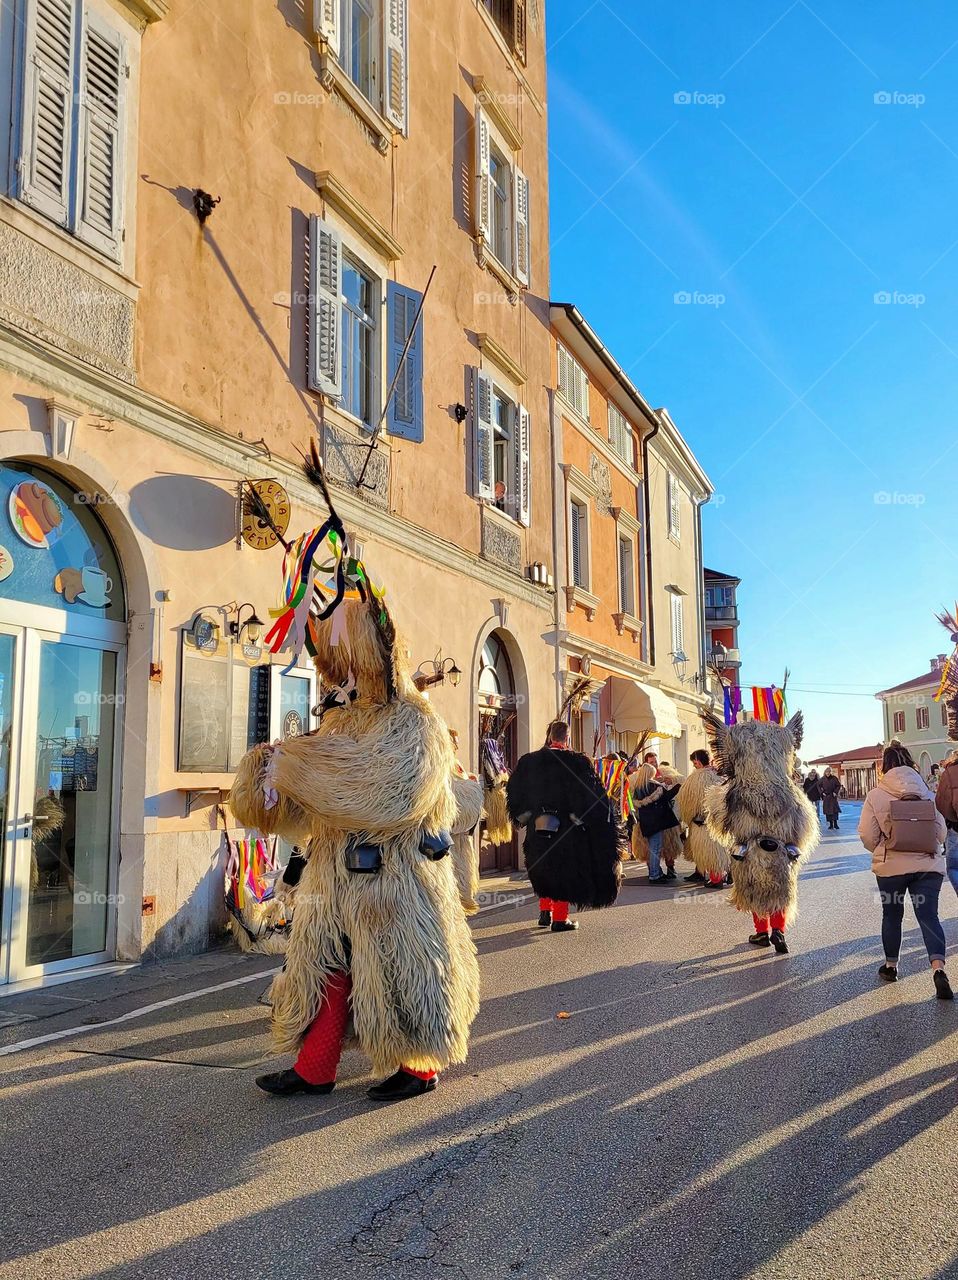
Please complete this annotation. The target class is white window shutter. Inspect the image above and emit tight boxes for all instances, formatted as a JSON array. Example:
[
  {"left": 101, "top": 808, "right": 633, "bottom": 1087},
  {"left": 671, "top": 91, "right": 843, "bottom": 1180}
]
[
  {"left": 473, "top": 368, "right": 495, "bottom": 500},
  {"left": 76, "top": 13, "right": 125, "bottom": 261},
  {"left": 570, "top": 501, "right": 583, "bottom": 586},
  {"left": 18, "top": 0, "right": 76, "bottom": 227},
  {"left": 383, "top": 0, "right": 408, "bottom": 134},
  {"left": 513, "top": 167, "right": 530, "bottom": 286},
  {"left": 475, "top": 107, "right": 492, "bottom": 242},
  {"left": 514, "top": 0, "right": 528, "bottom": 62},
  {"left": 308, "top": 214, "right": 343, "bottom": 398},
  {"left": 668, "top": 473, "right": 681, "bottom": 538},
  {"left": 515, "top": 402, "right": 531, "bottom": 526},
  {"left": 313, "top": 0, "right": 339, "bottom": 56}
]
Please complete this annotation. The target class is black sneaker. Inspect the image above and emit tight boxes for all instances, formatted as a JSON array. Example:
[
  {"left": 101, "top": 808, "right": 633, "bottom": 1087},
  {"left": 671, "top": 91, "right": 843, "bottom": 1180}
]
[
  {"left": 367, "top": 1069, "right": 438, "bottom": 1101},
  {"left": 647, "top": 875, "right": 670, "bottom": 885},
  {"left": 665, "top": 867, "right": 677, "bottom": 880},
  {"left": 878, "top": 964, "right": 898, "bottom": 983},
  {"left": 255, "top": 1069, "right": 335, "bottom": 1096},
  {"left": 537, "top": 909, "right": 552, "bottom": 927},
  {"left": 934, "top": 970, "right": 954, "bottom": 1001},
  {"left": 748, "top": 932, "right": 771, "bottom": 947},
  {"left": 770, "top": 928, "right": 789, "bottom": 955},
  {"left": 685, "top": 870, "right": 704, "bottom": 883},
  {"left": 551, "top": 919, "right": 579, "bottom": 932}
]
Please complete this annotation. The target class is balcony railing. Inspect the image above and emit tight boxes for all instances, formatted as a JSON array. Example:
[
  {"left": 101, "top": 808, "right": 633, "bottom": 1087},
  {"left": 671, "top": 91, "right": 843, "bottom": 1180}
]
[{"left": 706, "top": 606, "right": 738, "bottom": 621}]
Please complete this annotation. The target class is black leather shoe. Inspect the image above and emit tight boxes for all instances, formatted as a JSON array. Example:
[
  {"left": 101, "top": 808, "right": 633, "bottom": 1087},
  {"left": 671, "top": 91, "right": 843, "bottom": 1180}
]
[
  {"left": 647, "top": 875, "right": 670, "bottom": 885},
  {"left": 684, "top": 871, "right": 704, "bottom": 883},
  {"left": 256, "top": 1069, "right": 335, "bottom": 1096},
  {"left": 665, "top": 867, "right": 677, "bottom": 880},
  {"left": 367, "top": 1069, "right": 438, "bottom": 1101},
  {"left": 749, "top": 932, "right": 771, "bottom": 947},
  {"left": 551, "top": 919, "right": 579, "bottom": 932},
  {"left": 934, "top": 970, "right": 954, "bottom": 1001},
  {"left": 878, "top": 964, "right": 898, "bottom": 982},
  {"left": 770, "top": 928, "right": 789, "bottom": 954},
  {"left": 537, "top": 909, "right": 552, "bottom": 927}
]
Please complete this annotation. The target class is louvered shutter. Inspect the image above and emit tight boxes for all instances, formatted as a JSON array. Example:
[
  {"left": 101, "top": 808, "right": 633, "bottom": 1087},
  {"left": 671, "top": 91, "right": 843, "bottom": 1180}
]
[
  {"left": 383, "top": 0, "right": 408, "bottom": 134},
  {"left": 671, "top": 592, "right": 685, "bottom": 655},
  {"left": 475, "top": 107, "right": 492, "bottom": 242},
  {"left": 386, "top": 281, "right": 423, "bottom": 441},
  {"left": 18, "top": 0, "right": 76, "bottom": 226},
  {"left": 570, "top": 501, "right": 582, "bottom": 586},
  {"left": 313, "top": 0, "right": 340, "bottom": 56},
  {"left": 515, "top": 402, "right": 530, "bottom": 526},
  {"left": 473, "top": 368, "right": 495, "bottom": 500},
  {"left": 308, "top": 215, "right": 343, "bottom": 398},
  {"left": 668, "top": 473, "right": 681, "bottom": 538},
  {"left": 76, "top": 12, "right": 125, "bottom": 259},
  {"left": 619, "top": 538, "right": 634, "bottom": 614},
  {"left": 514, "top": 0, "right": 527, "bottom": 62},
  {"left": 513, "top": 167, "right": 530, "bottom": 286}
]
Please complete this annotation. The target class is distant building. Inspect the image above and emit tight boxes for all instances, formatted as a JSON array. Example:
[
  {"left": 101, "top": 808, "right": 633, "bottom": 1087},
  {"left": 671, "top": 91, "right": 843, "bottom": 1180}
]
[
  {"left": 704, "top": 568, "right": 741, "bottom": 688},
  {"left": 806, "top": 745, "right": 883, "bottom": 800},
  {"left": 876, "top": 657, "right": 952, "bottom": 778}
]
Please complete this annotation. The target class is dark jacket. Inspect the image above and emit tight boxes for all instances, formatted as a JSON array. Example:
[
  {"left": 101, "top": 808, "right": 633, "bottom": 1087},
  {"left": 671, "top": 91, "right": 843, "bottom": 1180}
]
[
  {"left": 506, "top": 745, "right": 622, "bottom": 908},
  {"left": 803, "top": 775, "right": 822, "bottom": 802},
  {"left": 936, "top": 761, "right": 958, "bottom": 829},
  {"left": 820, "top": 774, "right": 841, "bottom": 817}
]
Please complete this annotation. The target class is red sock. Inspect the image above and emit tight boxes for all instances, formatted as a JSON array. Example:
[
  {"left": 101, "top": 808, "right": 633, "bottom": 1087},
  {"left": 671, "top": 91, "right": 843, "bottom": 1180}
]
[
  {"left": 401, "top": 1065, "right": 439, "bottom": 1081},
  {"left": 539, "top": 898, "right": 554, "bottom": 912},
  {"left": 752, "top": 914, "right": 769, "bottom": 934},
  {"left": 293, "top": 971, "right": 352, "bottom": 1085},
  {"left": 552, "top": 900, "right": 570, "bottom": 923}
]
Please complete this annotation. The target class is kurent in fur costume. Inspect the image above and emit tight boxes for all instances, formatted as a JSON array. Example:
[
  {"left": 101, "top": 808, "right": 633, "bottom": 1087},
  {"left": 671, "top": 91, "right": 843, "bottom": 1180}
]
[
  {"left": 701, "top": 710, "right": 819, "bottom": 954},
  {"left": 450, "top": 768, "right": 484, "bottom": 915},
  {"left": 677, "top": 766, "right": 731, "bottom": 883},
  {"left": 230, "top": 450, "right": 480, "bottom": 1102},
  {"left": 506, "top": 725, "right": 622, "bottom": 922}
]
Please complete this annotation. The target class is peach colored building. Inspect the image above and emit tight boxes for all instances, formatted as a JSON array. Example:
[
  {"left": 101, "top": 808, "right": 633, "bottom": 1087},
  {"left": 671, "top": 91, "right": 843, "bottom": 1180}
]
[
  {"left": 550, "top": 305, "right": 714, "bottom": 773},
  {"left": 0, "top": 0, "right": 555, "bottom": 984}
]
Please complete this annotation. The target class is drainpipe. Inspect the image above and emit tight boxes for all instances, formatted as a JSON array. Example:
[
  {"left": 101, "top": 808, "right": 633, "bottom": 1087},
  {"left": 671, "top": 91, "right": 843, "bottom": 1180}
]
[
  {"left": 641, "top": 413, "right": 660, "bottom": 668},
  {"left": 548, "top": 386, "right": 563, "bottom": 716}
]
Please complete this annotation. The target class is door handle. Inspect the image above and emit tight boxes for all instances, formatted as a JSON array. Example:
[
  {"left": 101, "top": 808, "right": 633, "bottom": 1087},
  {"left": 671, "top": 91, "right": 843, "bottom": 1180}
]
[{"left": 19, "top": 813, "right": 32, "bottom": 838}]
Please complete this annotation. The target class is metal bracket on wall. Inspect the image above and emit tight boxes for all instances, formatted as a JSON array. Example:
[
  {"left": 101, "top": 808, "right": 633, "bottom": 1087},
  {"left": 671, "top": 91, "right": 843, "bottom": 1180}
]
[{"left": 178, "top": 787, "right": 231, "bottom": 818}]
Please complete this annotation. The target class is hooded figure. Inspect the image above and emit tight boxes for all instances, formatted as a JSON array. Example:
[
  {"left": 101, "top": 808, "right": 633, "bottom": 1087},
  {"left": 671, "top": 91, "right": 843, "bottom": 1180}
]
[
  {"left": 506, "top": 722, "right": 622, "bottom": 912},
  {"left": 701, "top": 710, "right": 819, "bottom": 952},
  {"left": 230, "top": 455, "right": 479, "bottom": 1102},
  {"left": 677, "top": 765, "right": 730, "bottom": 883}
]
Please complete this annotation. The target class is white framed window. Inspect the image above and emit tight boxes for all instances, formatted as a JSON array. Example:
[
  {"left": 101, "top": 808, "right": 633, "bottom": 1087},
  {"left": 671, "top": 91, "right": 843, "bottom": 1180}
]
[
  {"left": 315, "top": 0, "right": 408, "bottom": 132},
  {"left": 608, "top": 402, "right": 632, "bottom": 463},
  {"left": 475, "top": 106, "right": 530, "bottom": 285},
  {"left": 667, "top": 472, "right": 681, "bottom": 542},
  {"left": 473, "top": 368, "right": 530, "bottom": 526},
  {"left": 15, "top": 0, "right": 129, "bottom": 263},
  {"left": 893, "top": 710, "right": 905, "bottom": 734},
  {"left": 706, "top": 585, "right": 734, "bottom": 608},
  {"left": 341, "top": 253, "right": 379, "bottom": 427},
  {"left": 557, "top": 343, "right": 589, "bottom": 419},
  {"left": 570, "top": 498, "right": 589, "bottom": 589},
  {"left": 618, "top": 535, "right": 636, "bottom": 616},
  {"left": 481, "top": 0, "right": 528, "bottom": 62},
  {"left": 917, "top": 706, "right": 930, "bottom": 731},
  {"left": 669, "top": 589, "right": 686, "bottom": 659}
]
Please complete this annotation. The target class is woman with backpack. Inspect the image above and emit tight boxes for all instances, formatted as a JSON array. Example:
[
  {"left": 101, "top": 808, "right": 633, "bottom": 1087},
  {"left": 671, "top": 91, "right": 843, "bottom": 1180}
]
[{"left": 859, "top": 744, "right": 952, "bottom": 998}]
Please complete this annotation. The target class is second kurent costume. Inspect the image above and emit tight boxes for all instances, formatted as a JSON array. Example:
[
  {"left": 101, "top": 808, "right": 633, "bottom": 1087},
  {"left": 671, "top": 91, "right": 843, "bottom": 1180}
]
[{"left": 676, "top": 766, "right": 730, "bottom": 882}]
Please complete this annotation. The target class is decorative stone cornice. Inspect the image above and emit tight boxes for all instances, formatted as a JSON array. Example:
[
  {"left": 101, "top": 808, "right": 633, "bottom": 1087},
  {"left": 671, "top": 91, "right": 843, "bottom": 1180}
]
[
  {"left": 477, "top": 333, "right": 526, "bottom": 386},
  {"left": 474, "top": 76, "right": 523, "bottom": 151},
  {"left": 610, "top": 505, "right": 641, "bottom": 535},
  {"left": 564, "top": 585, "right": 599, "bottom": 621},
  {"left": 120, "top": 0, "right": 168, "bottom": 21},
  {"left": 612, "top": 612, "right": 643, "bottom": 642},
  {"left": 315, "top": 171, "right": 403, "bottom": 261}
]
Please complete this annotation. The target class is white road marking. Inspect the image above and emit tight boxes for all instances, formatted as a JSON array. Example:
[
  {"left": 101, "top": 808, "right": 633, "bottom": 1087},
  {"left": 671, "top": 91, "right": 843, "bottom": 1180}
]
[{"left": 0, "top": 967, "right": 281, "bottom": 1059}]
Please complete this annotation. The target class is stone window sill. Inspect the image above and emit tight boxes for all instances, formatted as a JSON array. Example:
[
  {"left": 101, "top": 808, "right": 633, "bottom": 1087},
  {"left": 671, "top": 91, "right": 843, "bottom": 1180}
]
[
  {"left": 318, "top": 48, "right": 394, "bottom": 154},
  {"left": 613, "top": 612, "right": 643, "bottom": 642},
  {"left": 475, "top": 239, "right": 524, "bottom": 304},
  {"left": 481, "top": 498, "right": 523, "bottom": 530},
  {"left": 0, "top": 198, "right": 139, "bottom": 300},
  {"left": 564, "top": 585, "right": 600, "bottom": 622}
]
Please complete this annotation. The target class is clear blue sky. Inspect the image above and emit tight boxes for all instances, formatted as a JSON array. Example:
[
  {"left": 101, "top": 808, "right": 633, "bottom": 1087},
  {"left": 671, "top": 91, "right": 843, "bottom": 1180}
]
[{"left": 546, "top": 0, "right": 958, "bottom": 760}]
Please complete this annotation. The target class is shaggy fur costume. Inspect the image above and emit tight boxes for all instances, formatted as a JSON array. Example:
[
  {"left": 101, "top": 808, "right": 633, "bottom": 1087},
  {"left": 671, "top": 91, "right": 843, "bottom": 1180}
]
[
  {"left": 677, "top": 767, "right": 731, "bottom": 880},
  {"left": 701, "top": 711, "right": 819, "bottom": 924},
  {"left": 450, "top": 772, "right": 484, "bottom": 915},
  {"left": 506, "top": 747, "right": 622, "bottom": 908},
  {"left": 230, "top": 599, "right": 480, "bottom": 1076}
]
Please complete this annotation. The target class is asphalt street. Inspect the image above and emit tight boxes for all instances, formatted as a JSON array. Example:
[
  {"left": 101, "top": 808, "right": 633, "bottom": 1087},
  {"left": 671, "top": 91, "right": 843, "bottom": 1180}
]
[{"left": 3, "top": 802, "right": 958, "bottom": 1280}]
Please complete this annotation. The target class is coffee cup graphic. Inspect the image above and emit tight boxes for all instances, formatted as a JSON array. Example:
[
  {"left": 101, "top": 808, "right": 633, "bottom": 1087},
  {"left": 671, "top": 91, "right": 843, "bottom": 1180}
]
[{"left": 78, "top": 566, "right": 112, "bottom": 608}]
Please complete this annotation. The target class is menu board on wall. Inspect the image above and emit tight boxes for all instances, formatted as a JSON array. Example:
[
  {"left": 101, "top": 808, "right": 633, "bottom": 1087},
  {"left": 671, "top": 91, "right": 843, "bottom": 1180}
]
[{"left": 178, "top": 640, "right": 230, "bottom": 772}]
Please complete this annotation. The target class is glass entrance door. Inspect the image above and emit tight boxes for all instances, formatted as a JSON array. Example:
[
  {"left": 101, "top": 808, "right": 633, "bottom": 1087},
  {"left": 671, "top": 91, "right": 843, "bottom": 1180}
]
[{"left": 1, "top": 631, "right": 121, "bottom": 984}]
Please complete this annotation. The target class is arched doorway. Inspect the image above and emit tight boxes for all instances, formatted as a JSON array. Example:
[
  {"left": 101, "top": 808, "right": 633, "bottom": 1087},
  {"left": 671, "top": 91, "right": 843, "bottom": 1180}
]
[
  {"left": 477, "top": 630, "right": 519, "bottom": 872},
  {"left": 919, "top": 750, "right": 933, "bottom": 781},
  {"left": 0, "top": 461, "right": 126, "bottom": 984}
]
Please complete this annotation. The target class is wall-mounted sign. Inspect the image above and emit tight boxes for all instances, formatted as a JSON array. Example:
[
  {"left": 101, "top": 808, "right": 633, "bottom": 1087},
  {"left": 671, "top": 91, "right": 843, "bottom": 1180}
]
[
  {"left": 0, "top": 544, "right": 13, "bottom": 582},
  {"left": 241, "top": 479, "right": 291, "bottom": 550},
  {"left": 9, "top": 480, "right": 65, "bottom": 548}
]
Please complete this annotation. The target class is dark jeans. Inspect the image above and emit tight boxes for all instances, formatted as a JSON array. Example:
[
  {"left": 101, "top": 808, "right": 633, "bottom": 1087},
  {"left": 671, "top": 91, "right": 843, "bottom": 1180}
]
[{"left": 876, "top": 871, "right": 946, "bottom": 964}]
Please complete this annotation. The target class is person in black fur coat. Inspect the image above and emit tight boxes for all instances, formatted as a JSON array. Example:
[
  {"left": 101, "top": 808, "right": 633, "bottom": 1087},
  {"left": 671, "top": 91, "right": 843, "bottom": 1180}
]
[{"left": 507, "top": 720, "right": 623, "bottom": 933}]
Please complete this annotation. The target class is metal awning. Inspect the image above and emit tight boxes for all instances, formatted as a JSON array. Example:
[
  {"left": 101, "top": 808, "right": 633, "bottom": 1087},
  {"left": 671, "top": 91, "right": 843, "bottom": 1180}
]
[{"left": 607, "top": 676, "right": 683, "bottom": 738}]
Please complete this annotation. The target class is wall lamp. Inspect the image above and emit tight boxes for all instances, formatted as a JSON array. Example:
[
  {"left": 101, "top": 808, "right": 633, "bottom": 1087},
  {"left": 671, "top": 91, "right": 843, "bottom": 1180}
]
[
  {"left": 227, "top": 602, "right": 265, "bottom": 645},
  {"left": 413, "top": 651, "right": 462, "bottom": 691}
]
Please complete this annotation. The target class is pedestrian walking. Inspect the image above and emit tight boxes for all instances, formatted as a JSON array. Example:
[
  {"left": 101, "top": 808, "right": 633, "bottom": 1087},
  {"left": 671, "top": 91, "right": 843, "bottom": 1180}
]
[
  {"left": 859, "top": 744, "right": 952, "bottom": 999},
  {"left": 803, "top": 769, "right": 822, "bottom": 818},
  {"left": 934, "top": 748, "right": 958, "bottom": 898},
  {"left": 507, "top": 720, "right": 622, "bottom": 933},
  {"left": 631, "top": 763, "right": 680, "bottom": 885},
  {"left": 820, "top": 767, "right": 841, "bottom": 830}
]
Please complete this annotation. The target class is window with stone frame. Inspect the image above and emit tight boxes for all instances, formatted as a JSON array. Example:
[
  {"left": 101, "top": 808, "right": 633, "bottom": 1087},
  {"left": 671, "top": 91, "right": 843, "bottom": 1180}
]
[
  {"left": 313, "top": 0, "right": 408, "bottom": 133},
  {"left": 481, "top": 0, "right": 528, "bottom": 62},
  {"left": 474, "top": 106, "right": 531, "bottom": 286}
]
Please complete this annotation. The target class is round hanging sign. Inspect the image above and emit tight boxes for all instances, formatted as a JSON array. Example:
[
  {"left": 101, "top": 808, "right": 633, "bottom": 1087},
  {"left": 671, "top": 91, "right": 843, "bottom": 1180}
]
[{"left": 242, "top": 479, "right": 291, "bottom": 551}]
